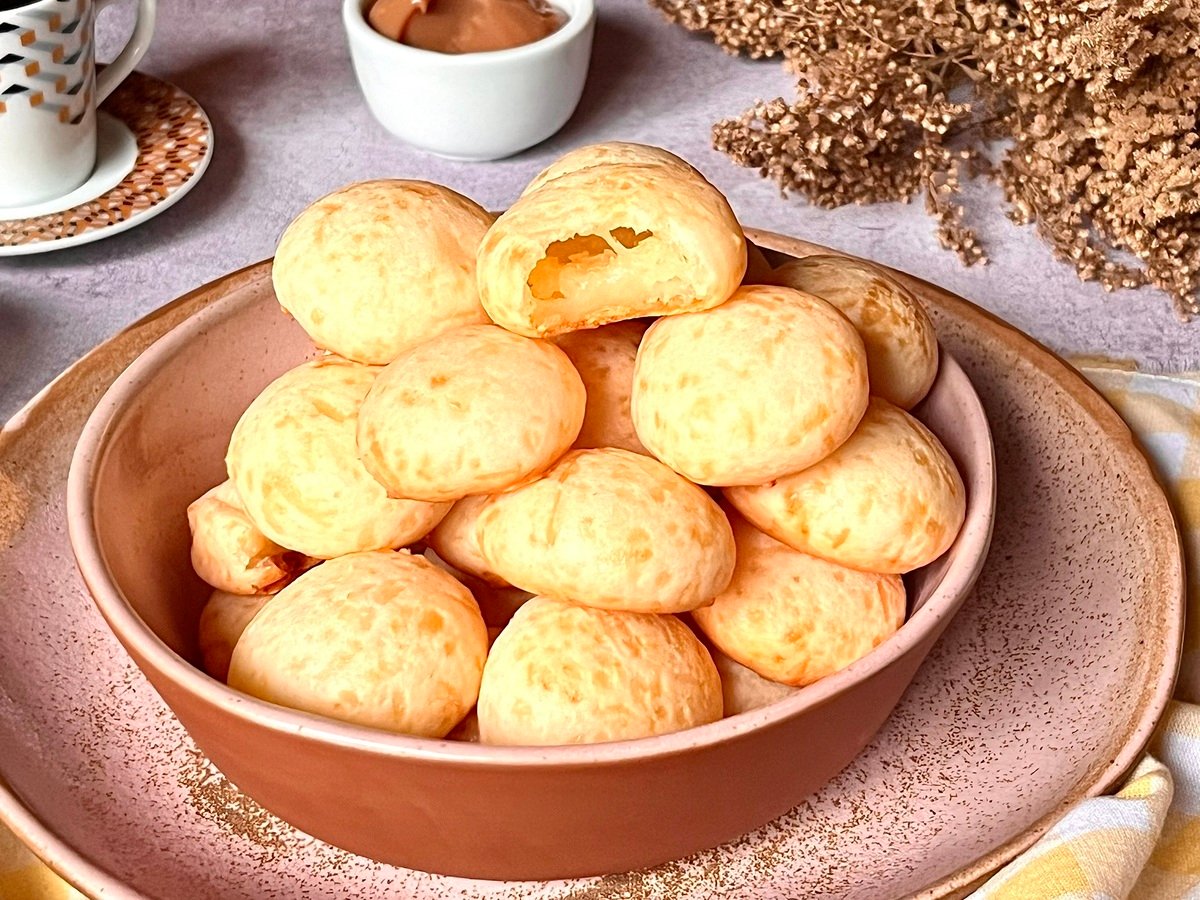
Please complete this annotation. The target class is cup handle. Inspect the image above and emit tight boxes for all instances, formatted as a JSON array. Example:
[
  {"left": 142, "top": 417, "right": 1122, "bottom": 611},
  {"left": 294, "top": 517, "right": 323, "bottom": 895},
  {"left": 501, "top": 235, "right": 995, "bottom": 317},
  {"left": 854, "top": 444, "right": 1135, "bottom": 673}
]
[{"left": 93, "top": 0, "right": 157, "bottom": 105}]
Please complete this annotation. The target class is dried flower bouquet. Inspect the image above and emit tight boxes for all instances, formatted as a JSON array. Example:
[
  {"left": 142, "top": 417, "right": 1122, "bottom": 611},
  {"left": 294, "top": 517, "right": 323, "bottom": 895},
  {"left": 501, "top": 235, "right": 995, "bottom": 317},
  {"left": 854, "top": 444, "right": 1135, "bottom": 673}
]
[{"left": 652, "top": 0, "right": 1200, "bottom": 317}]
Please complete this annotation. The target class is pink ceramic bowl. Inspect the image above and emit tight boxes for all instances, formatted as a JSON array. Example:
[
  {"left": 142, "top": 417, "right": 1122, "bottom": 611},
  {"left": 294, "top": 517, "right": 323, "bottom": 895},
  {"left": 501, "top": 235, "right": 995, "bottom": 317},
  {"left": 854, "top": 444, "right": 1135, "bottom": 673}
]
[{"left": 66, "top": 261, "right": 995, "bottom": 881}]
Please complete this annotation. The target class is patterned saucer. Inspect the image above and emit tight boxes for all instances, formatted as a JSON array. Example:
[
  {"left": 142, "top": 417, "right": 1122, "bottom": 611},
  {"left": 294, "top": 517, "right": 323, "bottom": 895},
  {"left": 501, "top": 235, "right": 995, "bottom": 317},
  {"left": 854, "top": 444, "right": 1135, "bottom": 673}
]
[{"left": 0, "top": 70, "right": 212, "bottom": 255}]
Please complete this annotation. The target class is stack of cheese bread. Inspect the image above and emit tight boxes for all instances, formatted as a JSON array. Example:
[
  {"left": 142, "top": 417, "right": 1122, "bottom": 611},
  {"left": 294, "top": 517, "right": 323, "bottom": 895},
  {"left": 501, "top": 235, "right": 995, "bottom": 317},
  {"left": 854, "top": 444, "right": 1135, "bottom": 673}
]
[{"left": 186, "top": 142, "right": 965, "bottom": 746}]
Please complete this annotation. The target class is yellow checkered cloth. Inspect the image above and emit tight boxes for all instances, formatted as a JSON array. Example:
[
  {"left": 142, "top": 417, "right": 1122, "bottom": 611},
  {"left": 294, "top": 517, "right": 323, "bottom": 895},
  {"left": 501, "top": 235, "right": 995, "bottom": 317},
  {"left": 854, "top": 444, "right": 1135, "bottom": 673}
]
[
  {"left": 0, "top": 365, "right": 1197, "bottom": 899},
  {"left": 0, "top": 826, "right": 82, "bottom": 899}
]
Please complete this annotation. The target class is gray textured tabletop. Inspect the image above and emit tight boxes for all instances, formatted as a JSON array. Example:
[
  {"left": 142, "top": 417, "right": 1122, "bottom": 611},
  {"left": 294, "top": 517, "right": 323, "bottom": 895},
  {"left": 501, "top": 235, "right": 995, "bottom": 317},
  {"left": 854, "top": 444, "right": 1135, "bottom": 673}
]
[{"left": 2, "top": 0, "right": 1197, "bottom": 423}]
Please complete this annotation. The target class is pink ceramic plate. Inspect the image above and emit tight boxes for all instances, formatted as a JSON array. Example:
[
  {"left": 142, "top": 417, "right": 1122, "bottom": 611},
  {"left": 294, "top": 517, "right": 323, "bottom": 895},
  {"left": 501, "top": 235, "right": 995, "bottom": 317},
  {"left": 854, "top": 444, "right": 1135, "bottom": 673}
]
[{"left": 0, "top": 232, "right": 1183, "bottom": 900}]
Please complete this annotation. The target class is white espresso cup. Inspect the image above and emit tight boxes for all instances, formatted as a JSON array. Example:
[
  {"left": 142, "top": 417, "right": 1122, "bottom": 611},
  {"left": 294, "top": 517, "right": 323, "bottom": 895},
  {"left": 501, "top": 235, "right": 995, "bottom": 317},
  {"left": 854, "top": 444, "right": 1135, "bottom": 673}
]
[{"left": 0, "top": 0, "right": 155, "bottom": 208}]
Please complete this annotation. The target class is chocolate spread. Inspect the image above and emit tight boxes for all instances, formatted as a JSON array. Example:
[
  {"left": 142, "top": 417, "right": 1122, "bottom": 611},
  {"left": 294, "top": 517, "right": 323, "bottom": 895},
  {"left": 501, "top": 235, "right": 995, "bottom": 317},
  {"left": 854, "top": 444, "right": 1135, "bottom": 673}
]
[{"left": 368, "top": 0, "right": 565, "bottom": 54}]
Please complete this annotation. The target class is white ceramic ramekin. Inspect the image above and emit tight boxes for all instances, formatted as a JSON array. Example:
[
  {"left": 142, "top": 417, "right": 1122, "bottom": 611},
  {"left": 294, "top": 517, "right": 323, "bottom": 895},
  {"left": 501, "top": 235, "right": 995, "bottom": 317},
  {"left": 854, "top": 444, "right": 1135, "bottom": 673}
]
[{"left": 342, "top": 0, "right": 595, "bottom": 160}]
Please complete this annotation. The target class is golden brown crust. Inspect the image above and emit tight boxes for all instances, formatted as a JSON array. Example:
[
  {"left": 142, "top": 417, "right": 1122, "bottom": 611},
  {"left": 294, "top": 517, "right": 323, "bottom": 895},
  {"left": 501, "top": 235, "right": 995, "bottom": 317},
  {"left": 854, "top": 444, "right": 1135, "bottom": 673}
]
[
  {"left": 420, "top": 545, "right": 533, "bottom": 628},
  {"left": 554, "top": 320, "right": 650, "bottom": 455},
  {"left": 477, "top": 448, "right": 736, "bottom": 614},
  {"left": 692, "top": 517, "right": 906, "bottom": 685},
  {"left": 771, "top": 255, "right": 938, "bottom": 409},
  {"left": 520, "top": 142, "right": 704, "bottom": 196},
  {"left": 631, "top": 285, "right": 870, "bottom": 486},
  {"left": 197, "top": 589, "right": 272, "bottom": 682},
  {"left": 477, "top": 597, "right": 722, "bottom": 745},
  {"left": 273, "top": 180, "right": 493, "bottom": 365},
  {"left": 725, "top": 398, "right": 966, "bottom": 573},
  {"left": 229, "top": 550, "right": 488, "bottom": 737},
  {"left": 356, "top": 325, "right": 586, "bottom": 502},
  {"left": 426, "top": 494, "right": 508, "bottom": 586},
  {"left": 226, "top": 357, "right": 451, "bottom": 559},
  {"left": 187, "top": 480, "right": 310, "bottom": 594},
  {"left": 709, "top": 644, "right": 800, "bottom": 716}
]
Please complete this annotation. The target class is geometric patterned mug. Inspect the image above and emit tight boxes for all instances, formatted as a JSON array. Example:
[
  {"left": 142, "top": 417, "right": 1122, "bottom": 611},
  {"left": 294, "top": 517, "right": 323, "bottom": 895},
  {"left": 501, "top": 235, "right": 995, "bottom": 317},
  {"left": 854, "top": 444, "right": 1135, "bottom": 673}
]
[{"left": 0, "top": 0, "right": 155, "bottom": 207}]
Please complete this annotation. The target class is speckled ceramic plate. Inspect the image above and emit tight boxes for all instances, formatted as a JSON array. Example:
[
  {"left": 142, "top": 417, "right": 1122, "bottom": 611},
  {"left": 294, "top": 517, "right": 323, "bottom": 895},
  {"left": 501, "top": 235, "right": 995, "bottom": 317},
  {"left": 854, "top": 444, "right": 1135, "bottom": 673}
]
[
  {"left": 0, "top": 70, "right": 212, "bottom": 256},
  {"left": 0, "top": 233, "right": 1183, "bottom": 900}
]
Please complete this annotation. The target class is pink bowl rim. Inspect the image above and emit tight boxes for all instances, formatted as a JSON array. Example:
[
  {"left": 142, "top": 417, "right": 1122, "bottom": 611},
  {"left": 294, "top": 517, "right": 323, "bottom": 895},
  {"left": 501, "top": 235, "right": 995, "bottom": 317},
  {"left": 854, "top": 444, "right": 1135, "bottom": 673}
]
[{"left": 65, "top": 276, "right": 997, "bottom": 767}]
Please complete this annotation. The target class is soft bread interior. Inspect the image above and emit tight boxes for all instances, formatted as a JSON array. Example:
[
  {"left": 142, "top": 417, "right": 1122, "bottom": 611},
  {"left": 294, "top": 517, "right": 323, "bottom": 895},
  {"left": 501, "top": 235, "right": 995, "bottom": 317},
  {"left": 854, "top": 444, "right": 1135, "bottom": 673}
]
[{"left": 524, "top": 227, "right": 694, "bottom": 328}]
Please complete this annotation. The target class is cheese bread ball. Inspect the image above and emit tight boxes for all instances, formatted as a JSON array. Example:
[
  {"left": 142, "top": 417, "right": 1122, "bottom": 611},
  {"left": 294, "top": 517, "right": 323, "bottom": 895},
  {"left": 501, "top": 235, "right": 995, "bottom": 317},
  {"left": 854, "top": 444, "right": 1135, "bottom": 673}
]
[
  {"left": 709, "top": 645, "right": 799, "bottom": 717},
  {"left": 772, "top": 255, "right": 938, "bottom": 409},
  {"left": 520, "top": 141, "right": 703, "bottom": 196},
  {"left": 226, "top": 357, "right": 451, "bottom": 559},
  {"left": 426, "top": 495, "right": 507, "bottom": 586},
  {"left": 477, "top": 448, "right": 736, "bottom": 613},
  {"left": 632, "top": 285, "right": 870, "bottom": 486},
  {"left": 726, "top": 398, "right": 966, "bottom": 573},
  {"left": 693, "top": 517, "right": 906, "bottom": 686},
  {"left": 187, "top": 480, "right": 308, "bottom": 594},
  {"left": 477, "top": 597, "right": 722, "bottom": 745},
  {"left": 554, "top": 320, "right": 650, "bottom": 455},
  {"left": 357, "top": 325, "right": 586, "bottom": 501},
  {"left": 477, "top": 163, "right": 746, "bottom": 337},
  {"left": 228, "top": 550, "right": 488, "bottom": 737},
  {"left": 197, "top": 589, "right": 271, "bottom": 682},
  {"left": 272, "top": 180, "right": 493, "bottom": 365}
]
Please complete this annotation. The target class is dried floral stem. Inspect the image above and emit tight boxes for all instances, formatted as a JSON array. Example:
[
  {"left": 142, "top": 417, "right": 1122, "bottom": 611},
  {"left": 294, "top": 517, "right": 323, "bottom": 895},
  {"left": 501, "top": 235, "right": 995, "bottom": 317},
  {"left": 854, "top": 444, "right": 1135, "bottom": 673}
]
[{"left": 651, "top": 0, "right": 1200, "bottom": 317}]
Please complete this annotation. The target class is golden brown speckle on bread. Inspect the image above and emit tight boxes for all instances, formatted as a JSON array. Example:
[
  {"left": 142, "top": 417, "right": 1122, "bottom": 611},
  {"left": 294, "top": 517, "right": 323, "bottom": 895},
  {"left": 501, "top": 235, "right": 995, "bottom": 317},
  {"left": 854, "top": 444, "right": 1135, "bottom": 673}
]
[
  {"left": 427, "top": 494, "right": 508, "bottom": 587},
  {"left": 356, "top": 324, "right": 586, "bottom": 502},
  {"left": 477, "top": 597, "right": 722, "bottom": 745},
  {"left": 771, "top": 255, "right": 938, "bottom": 410},
  {"left": 631, "top": 284, "right": 869, "bottom": 486},
  {"left": 229, "top": 550, "right": 487, "bottom": 738},
  {"left": 520, "top": 141, "right": 706, "bottom": 197},
  {"left": 273, "top": 180, "right": 493, "bottom": 365},
  {"left": 187, "top": 479, "right": 310, "bottom": 595},
  {"left": 554, "top": 319, "right": 650, "bottom": 455},
  {"left": 477, "top": 448, "right": 735, "bottom": 614},
  {"left": 693, "top": 515, "right": 906, "bottom": 686},
  {"left": 725, "top": 397, "right": 966, "bottom": 573},
  {"left": 226, "top": 358, "right": 450, "bottom": 560},
  {"left": 478, "top": 159, "right": 746, "bottom": 337}
]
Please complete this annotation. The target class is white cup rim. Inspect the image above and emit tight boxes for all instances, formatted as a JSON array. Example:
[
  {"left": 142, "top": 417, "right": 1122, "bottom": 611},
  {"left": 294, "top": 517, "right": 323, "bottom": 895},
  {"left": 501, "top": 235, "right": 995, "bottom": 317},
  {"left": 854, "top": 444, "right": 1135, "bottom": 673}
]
[{"left": 342, "top": 0, "right": 595, "bottom": 63}]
